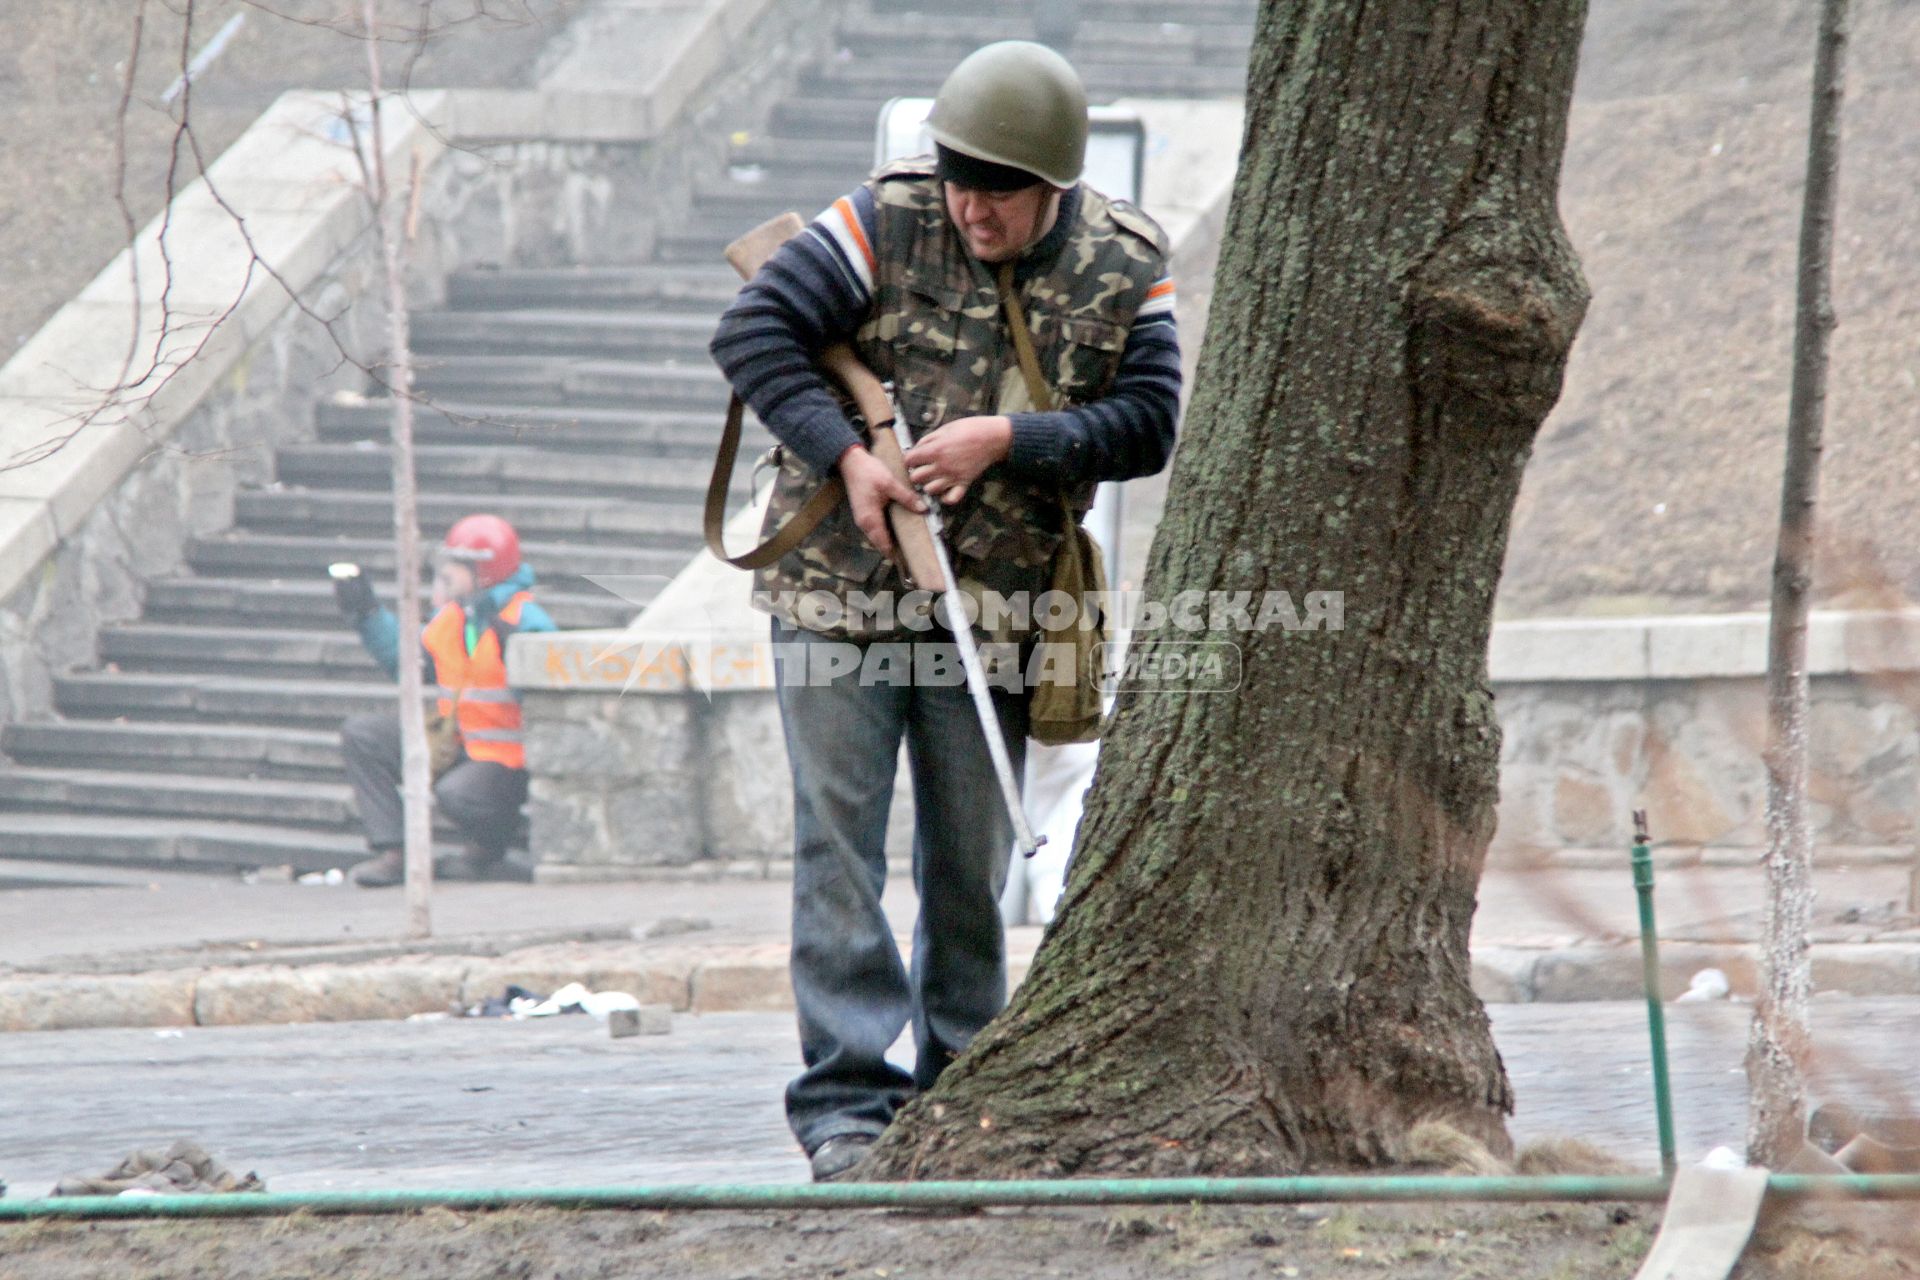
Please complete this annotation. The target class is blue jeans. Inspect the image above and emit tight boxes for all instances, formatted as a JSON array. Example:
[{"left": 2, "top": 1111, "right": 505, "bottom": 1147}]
[{"left": 771, "top": 620, "right": 1028, "bottom": 1153}]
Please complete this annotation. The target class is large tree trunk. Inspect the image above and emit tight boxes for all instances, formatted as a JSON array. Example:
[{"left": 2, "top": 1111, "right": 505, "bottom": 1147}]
[{"left": 863, "top": 0, "right": 1589, "bottom": 1179}]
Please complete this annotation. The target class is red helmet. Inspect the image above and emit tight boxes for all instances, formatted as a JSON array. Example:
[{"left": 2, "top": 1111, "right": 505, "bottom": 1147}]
[{"left": 441, "top": 514, "right": 522, "bottom": 589}]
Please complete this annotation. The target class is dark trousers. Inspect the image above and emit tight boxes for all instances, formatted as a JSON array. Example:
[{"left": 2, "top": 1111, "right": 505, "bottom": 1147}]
[
  {"left": 770, "top": 621, "right": 1028, "bottom": 1154},
  {"left": 339, "top": 712, "right": 527, "bottom": 856}
]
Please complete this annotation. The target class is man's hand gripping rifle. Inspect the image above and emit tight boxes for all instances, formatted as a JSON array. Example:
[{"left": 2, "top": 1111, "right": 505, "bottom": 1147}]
[{"left": 724, "top": 213, "right": 1044, "bottom": 859}]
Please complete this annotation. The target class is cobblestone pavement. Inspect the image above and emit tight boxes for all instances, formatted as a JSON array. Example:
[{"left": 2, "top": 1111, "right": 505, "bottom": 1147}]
[{"left": 1, "top": 999, "right": 1915, "bottom": 1198}]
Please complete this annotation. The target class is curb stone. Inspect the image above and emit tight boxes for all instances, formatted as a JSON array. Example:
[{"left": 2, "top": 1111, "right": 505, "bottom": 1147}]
[
  {"left": 8, "top": 941, "right": 1920, "bottom": 1034},
  {"left": 689, "top": 945, "right": 795, "bottom": 1014},
  {"left": 1475, "top": 941, "right": 1920, "bottom": 1003},
  {"left": 0, "top": 971, "right": 199, "bottom": 1032},
  {"left": 193, "top": 959, "right": 470, "bottom": 1026}
]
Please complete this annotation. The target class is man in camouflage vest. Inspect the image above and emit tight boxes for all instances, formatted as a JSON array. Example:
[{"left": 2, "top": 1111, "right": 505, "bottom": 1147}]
[{"left": 711, "top": 41, "right": 1182, "bottom": 1182}]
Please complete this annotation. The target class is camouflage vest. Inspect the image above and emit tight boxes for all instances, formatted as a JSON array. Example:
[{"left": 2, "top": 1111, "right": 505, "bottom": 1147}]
[{"left": 753, "top": 160, "right": 1169, "bottom": 639}]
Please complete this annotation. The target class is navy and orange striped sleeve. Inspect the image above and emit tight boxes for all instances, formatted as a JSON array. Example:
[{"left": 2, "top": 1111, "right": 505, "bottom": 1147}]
[
  {"left": 1003, "top": 268, "right": 1182, "bottom": 485},
  {"left": 709, "top": 188, "right": 881, "bottom": 472}
]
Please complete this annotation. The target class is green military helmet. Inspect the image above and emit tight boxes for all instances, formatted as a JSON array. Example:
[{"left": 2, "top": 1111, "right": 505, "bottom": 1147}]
[{"left": 926, "top": 41, "right": 1088, "bottom": 190}]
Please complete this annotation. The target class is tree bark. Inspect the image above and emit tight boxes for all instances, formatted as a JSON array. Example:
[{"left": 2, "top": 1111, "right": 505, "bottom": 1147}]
[
  {"left": 862, "top": 0, "right": 1589, "bottom": 1178},
  {"left": 1747, "top": 0, "right": 1850, "bottom": 1170}
]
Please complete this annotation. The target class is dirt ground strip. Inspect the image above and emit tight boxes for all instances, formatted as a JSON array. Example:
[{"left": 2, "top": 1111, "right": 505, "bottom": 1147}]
[{"left": 0, "top": 1201, "right": 1914, "bottom": 1280}]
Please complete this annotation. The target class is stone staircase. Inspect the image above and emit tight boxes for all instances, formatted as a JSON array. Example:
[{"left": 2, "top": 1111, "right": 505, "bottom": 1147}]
[
  {"left": 0, "top": 0, "right": 1255, "bottom": 875},
  {"left": 0, "top": 265, "right": 747, "bottom": 873}
]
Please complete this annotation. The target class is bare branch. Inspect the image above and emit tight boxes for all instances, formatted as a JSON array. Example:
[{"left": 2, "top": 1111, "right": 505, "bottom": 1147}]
[
  {"left": 109, "top": 0, "right": 154, "bottom": 403},
  {"left": 7, "top": 0, "right": 562, "bottom": 483},
  {"left": 234, "top": 0, "right": 542, "bottom": 47}
]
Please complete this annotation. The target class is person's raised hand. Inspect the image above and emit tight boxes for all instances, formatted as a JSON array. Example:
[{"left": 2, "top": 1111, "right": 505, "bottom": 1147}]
[{"left": 331, "top": 567, "right": 376, "bottom": 620}]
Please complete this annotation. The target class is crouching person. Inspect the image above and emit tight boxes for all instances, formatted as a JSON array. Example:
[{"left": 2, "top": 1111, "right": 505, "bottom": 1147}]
[{"left": 332, "top": 514, "right": 556, "bottom": 887}]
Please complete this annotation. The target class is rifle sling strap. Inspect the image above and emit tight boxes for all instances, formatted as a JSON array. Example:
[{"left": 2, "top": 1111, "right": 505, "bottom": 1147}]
[{"left": 703, "top": 392, "right": 846, "bottom": 570}]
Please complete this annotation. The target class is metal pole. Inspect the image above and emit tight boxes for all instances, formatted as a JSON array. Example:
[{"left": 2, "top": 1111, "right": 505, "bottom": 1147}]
[
  {"left": 7, "top": 1174, "right": 1920, "bottom": 1221},
  {"left": 894, "top": 411, "right": 1043, "bottom": 858},
  {"left": 1632, "top": 808, "right": 1678, "bottom": 1178}
]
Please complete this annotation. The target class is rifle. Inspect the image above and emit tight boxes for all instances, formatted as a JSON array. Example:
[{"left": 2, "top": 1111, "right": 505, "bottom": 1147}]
[
  {"left": 710, "top": 214, "right": 940, "bottom": 587},
  {"left": 709, "top": 213, "right": 1044, "bottom": 858}
]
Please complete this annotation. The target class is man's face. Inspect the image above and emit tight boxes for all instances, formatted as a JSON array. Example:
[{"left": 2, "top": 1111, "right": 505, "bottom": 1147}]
[
  {"left": 943, "top": 182, "right": 1060, "bottom": 263},
  {"left": 432, "top": 560, "right": 479, "bottom": 610}
]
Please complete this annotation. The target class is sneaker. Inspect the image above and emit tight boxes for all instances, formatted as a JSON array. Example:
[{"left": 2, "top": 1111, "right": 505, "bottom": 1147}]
[
  {"left": 347, "top": 849, "right": 404, "bottom": 888},
  {"left": 808, "top": 1134, "right": 876, "bottom": 1183}
]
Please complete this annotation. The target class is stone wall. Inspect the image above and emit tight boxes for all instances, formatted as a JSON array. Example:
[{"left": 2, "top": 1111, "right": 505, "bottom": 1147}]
[
  {"left": 418, "top": 0, "right": 850, "bottom": 280},
  {"left": 514, "top": 612, "right": 1920, "bottom": 878},
  {"left": 1485, "top": 610, "right": 1920, "bottom": 865},
  {"left": 521, "top": 688, "right": 803, "bottom": 881},
  {"left": 1495, "top": 673, "right": 1918, "bottom": 864},
  {"left": 518, "top": 666, "right": 915, "bottom": 882},
  {"left": 0, "top": 242, "right": 385, "bottom": 729},
  {"left": 520, "top": 664, "right": 1920, "bottom": 878}
]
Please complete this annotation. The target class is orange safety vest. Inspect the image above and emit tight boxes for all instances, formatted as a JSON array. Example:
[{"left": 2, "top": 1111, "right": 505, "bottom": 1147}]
[{"left": 421, "top": 592, "right": 531, "bottom": 769}]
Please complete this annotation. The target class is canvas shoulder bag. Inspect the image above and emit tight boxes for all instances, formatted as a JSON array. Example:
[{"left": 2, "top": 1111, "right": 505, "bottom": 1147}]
[{"left": 994, "top": 262, "right": 1108, "bottom": 745}]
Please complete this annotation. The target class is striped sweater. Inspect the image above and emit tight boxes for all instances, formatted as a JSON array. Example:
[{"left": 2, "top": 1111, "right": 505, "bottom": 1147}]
[{"left": 710, "top": 183, "right": 1182, "bottom": 485}]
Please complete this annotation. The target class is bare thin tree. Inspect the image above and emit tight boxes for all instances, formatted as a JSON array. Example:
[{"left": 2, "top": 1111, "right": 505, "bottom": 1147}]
[
  {"left": 351, "top": 0, "right": 434, "bottom": 938},
  {"left": 1747, "top": 0, "right": 1853, "bottom": 1169}
]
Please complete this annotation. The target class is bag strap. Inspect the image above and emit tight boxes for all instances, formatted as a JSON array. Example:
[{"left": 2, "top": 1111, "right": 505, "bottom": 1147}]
[
  {"left": 703, "top": 393, "right": 845, "bottom": 570},
  {"left": 993, "top": 263, "right": 1083, "bottom": 548},
  {"left": 994, "top": 262, "right": 1056, "bottom": 414}
]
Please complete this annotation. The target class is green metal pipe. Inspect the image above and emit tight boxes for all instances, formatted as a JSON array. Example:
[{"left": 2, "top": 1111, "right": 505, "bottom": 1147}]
[
  {"left": 5, "top": 1174, "right": 1920, "bottom": 1221},
  {"left": 1631, "top": 809, "right": 1679, "bottom": 1177}
]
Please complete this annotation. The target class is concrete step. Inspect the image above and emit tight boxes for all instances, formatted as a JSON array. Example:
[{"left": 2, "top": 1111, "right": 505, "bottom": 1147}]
[
  {"left": 723, "top": 138, "right": 873, "bottom": 179},
  {"left": 142, "top": 578, "right": 645, "bottom": 632},
  {"left": 185, "top": 532, "right": 691, "bottom": 585},
  {"left": 313, "top": 400, "right": 747, "bottom": 457},
  {"left": 798, "top": 58, "right": 1248, "bottom": 100},
  {"left": 1071, "top": 27, "right": 1255, "bottom": 69},
  {"left": 409, "top": 355, "right": 728, "bottom": 410},
  {"left": 654, "top": 230, "right": 761, "bottom": 264},
  {"left": 233, "top": 489, "right": 702, "bottom": 551},
  {"left": 769, "top": 95, "right": 894, "bottom": 142},
  {"left": 0, "top": 813, "right": 368, "bottom": 874},
  {"left": 836, "top": 13, "right": 1254, "bottom": 64},
  {"left": 97, "top": 624, "right": 380, "bottom": 679},
  {"left": 54, "top": 672, "right": 396, "bottom": 727},
  {"left": 871, "top": 0, "right": 1258, "bottom": 23},
  {"left": 2, "top": 720, "right": 345, "bottom": 783},
  {"left": 692, "top": 178, "right": 850, "bottom": 220},
  {"left": 0, "top": 767, "right": 356, "bottom": 830},
  {"left": 687, "top": 193, "right": 839, "bottom": 236},
  {"left": 275, "top": 442, "right": 736, "bottom": 503},
  {"left": 410, "top": 309, "right": 719, "bottom": 361},
  {"left": 442, "top": 264, "right": 741, "bottom": 313}
]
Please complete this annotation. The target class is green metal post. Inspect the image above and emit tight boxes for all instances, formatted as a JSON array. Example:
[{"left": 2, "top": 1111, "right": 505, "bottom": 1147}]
[{"left": 1632, "top": 808, "right": 1678, "bottom": 1178}]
